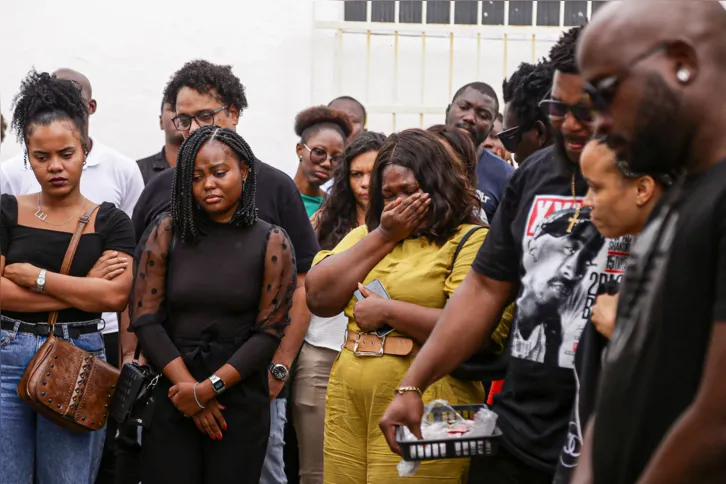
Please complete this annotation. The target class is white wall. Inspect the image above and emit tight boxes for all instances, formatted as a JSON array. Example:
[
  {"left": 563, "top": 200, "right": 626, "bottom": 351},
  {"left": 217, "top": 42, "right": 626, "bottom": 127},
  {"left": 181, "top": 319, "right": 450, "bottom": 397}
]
[
  {"left": 0, "top": 0, "right": 317, "bottom": 176},
  {"left": 1, "top": 1, "right": 641, "bottom": 176}
]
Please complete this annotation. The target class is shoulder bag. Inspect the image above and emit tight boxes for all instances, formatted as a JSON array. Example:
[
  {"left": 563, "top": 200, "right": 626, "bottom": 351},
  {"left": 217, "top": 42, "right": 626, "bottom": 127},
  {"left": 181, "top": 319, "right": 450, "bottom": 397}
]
[{"left": 17, "top": 205, "right": 120, "bottom": 433}]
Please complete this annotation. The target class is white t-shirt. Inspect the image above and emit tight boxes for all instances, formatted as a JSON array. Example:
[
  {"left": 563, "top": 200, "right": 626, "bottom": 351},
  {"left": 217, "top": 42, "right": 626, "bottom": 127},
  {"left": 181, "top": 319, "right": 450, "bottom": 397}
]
[
  {"left": 0, "top": 140, "right": 144, "bottom": 334},
  {"left": 305, "top": 313, "right": 348, "bottom": 351}
]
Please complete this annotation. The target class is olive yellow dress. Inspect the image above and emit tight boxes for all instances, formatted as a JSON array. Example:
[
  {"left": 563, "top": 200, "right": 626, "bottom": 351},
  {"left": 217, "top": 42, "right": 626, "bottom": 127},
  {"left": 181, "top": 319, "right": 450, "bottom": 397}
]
[{"left": 316, "top": 224, "right": 512, "bottom": 484}]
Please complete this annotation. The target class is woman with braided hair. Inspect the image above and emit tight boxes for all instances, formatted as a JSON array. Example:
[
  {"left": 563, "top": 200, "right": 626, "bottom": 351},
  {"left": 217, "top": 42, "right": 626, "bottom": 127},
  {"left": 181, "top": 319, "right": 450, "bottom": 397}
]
[
  {"left": 129, "top": 126, "right": 296, "bottom": 483},
  {"left": 0, "top": 70, "right": 135, "bottom": 483}
]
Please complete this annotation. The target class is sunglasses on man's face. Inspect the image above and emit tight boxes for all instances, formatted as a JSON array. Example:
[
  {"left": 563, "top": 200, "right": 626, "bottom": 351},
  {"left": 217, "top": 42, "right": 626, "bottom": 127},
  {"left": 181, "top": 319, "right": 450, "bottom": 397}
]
[
  {"left": 496, "top": 126, "right": 523, "bottom": 153},
  {"left": 584, "top": 42, "right": 670, "bottom": 114},
  {"left": 539, "top": 99, "right": 595, "bottom": 126}
]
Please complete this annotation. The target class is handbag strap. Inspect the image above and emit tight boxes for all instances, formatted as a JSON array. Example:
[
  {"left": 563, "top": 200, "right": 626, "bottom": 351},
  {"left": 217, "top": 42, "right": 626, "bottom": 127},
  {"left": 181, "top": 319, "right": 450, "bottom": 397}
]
[
  {"left": 452, "top": 225, "right": 486, "bottom": 267},
  {"left": 47, "top": 203, "right": 100, "bottom": 328}
]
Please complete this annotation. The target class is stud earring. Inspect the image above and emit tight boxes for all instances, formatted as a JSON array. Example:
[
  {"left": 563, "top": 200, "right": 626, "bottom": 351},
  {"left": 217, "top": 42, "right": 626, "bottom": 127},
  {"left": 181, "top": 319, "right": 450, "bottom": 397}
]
[{"left": 677, "top": 67, "right": 691, "bottom": 84}]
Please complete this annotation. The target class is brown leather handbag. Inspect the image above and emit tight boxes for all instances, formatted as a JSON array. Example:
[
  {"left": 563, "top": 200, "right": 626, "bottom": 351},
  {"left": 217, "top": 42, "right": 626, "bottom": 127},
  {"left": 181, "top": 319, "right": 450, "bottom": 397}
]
[{"left": 17, "top": 205, "right": 120, "bottom": 433}]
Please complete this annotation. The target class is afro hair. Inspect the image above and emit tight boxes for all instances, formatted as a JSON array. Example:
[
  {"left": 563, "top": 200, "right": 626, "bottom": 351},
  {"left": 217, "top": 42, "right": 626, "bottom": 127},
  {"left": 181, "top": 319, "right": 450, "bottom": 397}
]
[
  {"left": 294, "top": 106, "right": 353, "bottom": 142},
  {"left": 549, "top": 25, "right": 585, "bottom": 74},
  {"left": 502, "top": 60, "right": 555, "bottom": 129},
  {"left": 163, "top": 60, "right": 248, "bottom": 112}
]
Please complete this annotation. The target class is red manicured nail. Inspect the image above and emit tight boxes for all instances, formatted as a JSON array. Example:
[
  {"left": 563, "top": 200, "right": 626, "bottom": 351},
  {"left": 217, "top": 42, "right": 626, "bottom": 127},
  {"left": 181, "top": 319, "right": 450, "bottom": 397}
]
[
  {"left": 211, "top": 434, "right": 216, "bottom": 440},
  {"left": 218, "top": 434, "right": 223, "bottom": 440},
  {"left": 220, "top": 405, "right": 226, "bottom": 410}
]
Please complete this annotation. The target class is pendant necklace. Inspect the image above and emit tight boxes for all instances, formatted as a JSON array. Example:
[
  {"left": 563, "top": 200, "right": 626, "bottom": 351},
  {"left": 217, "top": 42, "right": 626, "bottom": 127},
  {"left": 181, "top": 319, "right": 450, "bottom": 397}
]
[
  {"left": 566, "top": 171, "right": 582, "bottom": 233},
  {"left": 35, "top": 193, "right": 86, "bottom": 227}
]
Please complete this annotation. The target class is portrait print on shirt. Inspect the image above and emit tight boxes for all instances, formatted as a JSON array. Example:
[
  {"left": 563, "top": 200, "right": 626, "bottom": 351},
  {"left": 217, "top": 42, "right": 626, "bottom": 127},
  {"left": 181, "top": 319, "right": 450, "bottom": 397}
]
[{"left": 511, "top": 196, "right": 631, "bottom": 369}]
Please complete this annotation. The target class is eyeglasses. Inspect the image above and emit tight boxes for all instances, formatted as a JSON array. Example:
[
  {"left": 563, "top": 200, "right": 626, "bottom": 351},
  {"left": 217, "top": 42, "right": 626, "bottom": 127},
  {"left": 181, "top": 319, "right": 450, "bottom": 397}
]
[
  {"left": 497, "top": 126, "right": 523, "bottom": 153},
  {"left": 172, "top": 106, "right": 229, "bottom": 131},
  {"left": 303, "top": 144, "right": 343, "bottom": 165},
  {"left": 584, "top": 42, "right": 669, "bottom": 114},
  {"left": 539, "top": 99, "right": 595, "bottom": 126}
]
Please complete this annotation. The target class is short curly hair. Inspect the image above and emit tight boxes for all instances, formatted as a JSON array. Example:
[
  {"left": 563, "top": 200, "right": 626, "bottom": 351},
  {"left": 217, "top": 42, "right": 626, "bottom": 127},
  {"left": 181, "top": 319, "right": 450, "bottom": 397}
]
[
  {"left": 163, "top": 60, "right": 248, "bottom": 112},
  {"left": 503, "top": 61, "right": 555, "bottom": 129},
  {"left": 549, "top": 25, "right": 584, "bottom": 74},
  {"left": 294, "top": 106, "right": 353, "bottom": 143},
  {"left": 11, "top": 69, "right": 88, "bottom": 148}
]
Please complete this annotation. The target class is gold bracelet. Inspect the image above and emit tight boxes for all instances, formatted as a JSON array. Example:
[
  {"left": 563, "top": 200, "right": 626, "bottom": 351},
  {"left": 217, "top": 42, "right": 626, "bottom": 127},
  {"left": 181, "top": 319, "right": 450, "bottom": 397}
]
[{"left": 395, "top": 386, "right": 423, "bottom": 396}]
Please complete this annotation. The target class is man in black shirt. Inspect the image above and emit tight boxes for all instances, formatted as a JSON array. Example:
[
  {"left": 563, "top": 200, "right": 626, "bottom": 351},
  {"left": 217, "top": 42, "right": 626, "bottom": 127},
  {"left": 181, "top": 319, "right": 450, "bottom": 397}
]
[
  {"left": 380, "top": 26, "right": 632, "bottom": 483},
  {"left": 136, "top": 99, "right": 184, "bottom": 185},
  {"left": 131, "top": 60, "right": 319, "bottom": 484},
  {"left": 571, "top": 2, "right": 726, "bottom": 483}
]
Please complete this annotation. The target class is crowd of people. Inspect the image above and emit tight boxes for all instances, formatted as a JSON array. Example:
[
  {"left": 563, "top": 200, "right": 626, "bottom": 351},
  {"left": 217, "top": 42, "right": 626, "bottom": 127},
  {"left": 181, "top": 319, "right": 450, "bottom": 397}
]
[{"left": 2, "top": 1, "right": 726, "bottom": 483}]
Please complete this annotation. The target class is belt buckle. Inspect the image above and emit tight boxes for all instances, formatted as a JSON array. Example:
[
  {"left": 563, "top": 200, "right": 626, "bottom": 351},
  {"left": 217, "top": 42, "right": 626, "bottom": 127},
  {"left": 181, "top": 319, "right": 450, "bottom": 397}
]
[{"left": 353, "top": 332, "right": 385, "bottom": 357}]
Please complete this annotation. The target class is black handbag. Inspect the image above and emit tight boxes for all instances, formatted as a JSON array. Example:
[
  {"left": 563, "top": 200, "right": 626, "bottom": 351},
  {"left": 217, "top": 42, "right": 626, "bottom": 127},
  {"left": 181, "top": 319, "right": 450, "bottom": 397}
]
[
  {"left": 109, "top": 231, "right": 176, "bottom": 427},
  {"left": 109, "top": 361, "right": 159, "bottom": 428}
]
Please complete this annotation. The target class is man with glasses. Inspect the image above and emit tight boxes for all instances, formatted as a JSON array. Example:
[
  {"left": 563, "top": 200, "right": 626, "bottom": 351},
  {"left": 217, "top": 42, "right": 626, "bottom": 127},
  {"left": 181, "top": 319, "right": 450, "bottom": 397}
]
[
  {"left": 500, "top": 60, "right": 555, "bottom": 165},
  {"left": 379, "top": 26, "right": 632, "bottom": 483},
  {"left": 571, "top": 2, "right": 726, "bottom": 483},
  {"left": 445, "top": 82, "right": 514, "bottom": 222},
  {"left": 131, "top": 60, "right": 319, "bottom": 484}
]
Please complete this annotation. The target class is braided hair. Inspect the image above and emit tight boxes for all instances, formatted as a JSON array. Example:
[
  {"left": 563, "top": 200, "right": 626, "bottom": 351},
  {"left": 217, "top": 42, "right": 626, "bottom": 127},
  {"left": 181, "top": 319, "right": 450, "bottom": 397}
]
[
  {"left": 502, "top": 61, "right": 555, "bottom": 130},
  {"left": 171, "top": 126, "right": 258, "bottom": 245},
  {"left": 11, "top": 70, "right": 89, "bottom": 162}
]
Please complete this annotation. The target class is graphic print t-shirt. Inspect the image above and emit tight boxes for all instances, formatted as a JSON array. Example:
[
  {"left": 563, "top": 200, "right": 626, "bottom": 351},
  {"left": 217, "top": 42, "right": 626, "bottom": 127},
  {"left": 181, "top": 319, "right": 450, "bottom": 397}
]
[
  {"left": 472, "top": 145, "right": 631, "bottom": 472},
  {"left": 593, "top": 161, "right": 726, "bottom": 484}
]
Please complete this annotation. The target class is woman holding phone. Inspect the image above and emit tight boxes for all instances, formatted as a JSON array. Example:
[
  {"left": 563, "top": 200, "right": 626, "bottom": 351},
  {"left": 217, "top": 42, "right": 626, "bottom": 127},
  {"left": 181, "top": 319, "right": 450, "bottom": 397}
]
[{"left": 306, "top": 129, "right": 511, "bottom": 484}]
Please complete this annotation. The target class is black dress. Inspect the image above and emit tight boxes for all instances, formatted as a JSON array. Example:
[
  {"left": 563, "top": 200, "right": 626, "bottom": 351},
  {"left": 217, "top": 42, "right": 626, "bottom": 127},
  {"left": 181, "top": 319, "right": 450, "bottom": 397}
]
[{"left": 130, "top": 214, "right": 296, "bottom": 484}]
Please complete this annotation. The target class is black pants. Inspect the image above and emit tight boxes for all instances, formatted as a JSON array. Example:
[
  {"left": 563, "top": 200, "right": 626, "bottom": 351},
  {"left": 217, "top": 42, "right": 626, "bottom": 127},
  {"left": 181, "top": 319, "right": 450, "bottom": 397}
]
[
  {"left": 142, "top": 378, "right": 269, "bottom": 484},
  {"left": 467, "top": 446, "right": 554, "bottom": 484}
]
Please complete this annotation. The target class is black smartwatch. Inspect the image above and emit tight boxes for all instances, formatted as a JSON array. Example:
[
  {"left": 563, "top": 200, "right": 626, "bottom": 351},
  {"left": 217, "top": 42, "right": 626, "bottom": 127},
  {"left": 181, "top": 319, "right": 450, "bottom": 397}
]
[
  {"left": 269, "top": 363, "right": 289, "bottom": 382},
  {"left": 208, "top": 374, "right": 226, "bottom": 395}
]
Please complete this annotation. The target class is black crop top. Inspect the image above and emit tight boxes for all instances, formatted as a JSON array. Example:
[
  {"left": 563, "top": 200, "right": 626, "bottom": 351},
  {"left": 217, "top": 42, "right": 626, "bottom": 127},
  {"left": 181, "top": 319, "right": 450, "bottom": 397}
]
[{"left": 0, "top": 194, "right": 136, "bottom": 323}]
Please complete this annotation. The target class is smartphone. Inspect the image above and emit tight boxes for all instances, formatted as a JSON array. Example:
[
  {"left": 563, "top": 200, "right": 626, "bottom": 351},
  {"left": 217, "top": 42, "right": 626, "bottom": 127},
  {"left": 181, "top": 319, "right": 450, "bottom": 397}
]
[{"left": 354, "top": 279, "right": 395, "bottom": 338}]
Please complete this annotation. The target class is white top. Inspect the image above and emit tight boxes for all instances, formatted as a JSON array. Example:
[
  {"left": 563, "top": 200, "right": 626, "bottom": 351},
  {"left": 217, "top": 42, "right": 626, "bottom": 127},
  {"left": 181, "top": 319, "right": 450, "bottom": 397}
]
[
  {"left": 0, "top": 140, "right": 145, "bottom": 334},
  {"left": 322, "top": 178, "right": 334, "bottom": 194},
  {"left": 305, "top": 312, "right": 348, "bottom": 352}
]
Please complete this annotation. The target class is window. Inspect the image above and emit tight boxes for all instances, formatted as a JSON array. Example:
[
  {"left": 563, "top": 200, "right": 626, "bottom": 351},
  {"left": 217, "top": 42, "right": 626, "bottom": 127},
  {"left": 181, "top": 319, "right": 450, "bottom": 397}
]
[
  {"left": 344, "top": 1, "right": 367, "bottom": 22},
  {"left": 537, "top": 2, "right": 561, "bottom": 26},
  {"left": 508, "top": 1, "right": 534, "bottom": 26},
  {"left": 342, "top": 1, "right": 603, "bottom": 27},
  {"left": 400, "top": 0, "right": 423, "bottom": 23},
  {"left": 454, "top": 0, "right": 478, "bottom": 24},
  {"left": 564, "top": 1, "right": 589, "bottom": 26},
  {"left": 481, "top": 1, "right": 505, "bottom": 25},
  {"left": 371, "top": 1, "right": 395, "bottom": 22},
  {"left": 427, "top": 0, "right": 451, "bottom": 24}
]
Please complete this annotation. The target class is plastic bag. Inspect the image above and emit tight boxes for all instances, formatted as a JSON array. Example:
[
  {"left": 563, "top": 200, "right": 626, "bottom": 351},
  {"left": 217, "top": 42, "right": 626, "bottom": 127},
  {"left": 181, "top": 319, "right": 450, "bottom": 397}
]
[{"left": 397, "top": 400, "right": 499, "bottom": 477}]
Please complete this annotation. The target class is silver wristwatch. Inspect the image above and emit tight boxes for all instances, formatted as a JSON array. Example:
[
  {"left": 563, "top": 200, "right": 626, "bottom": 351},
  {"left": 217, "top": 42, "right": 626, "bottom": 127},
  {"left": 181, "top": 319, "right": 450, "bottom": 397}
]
[
  {"left": 269, "top": 363, "right": 290, "bottom": 382},
  {"left": 208, "top": 374, "right": 226, "bottom": 395},
  {"left": 35, "top": 269, "right": 47, "bottom": 293}
]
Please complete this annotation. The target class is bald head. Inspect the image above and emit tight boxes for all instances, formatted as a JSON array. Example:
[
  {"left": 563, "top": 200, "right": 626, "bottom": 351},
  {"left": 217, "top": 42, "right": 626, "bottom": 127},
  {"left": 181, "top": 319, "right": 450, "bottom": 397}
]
[
  {"left": 53, "top": 68, "right": 92, "bottom": 101},
  {"left": 578, "top": 0, "right": 726, "bottom": 174},
  {"left": 53, "top": 68, "right": 96, "bottom": 117},
  {"left": 580, "top": 0, "right": 726, "bottom": 79}
]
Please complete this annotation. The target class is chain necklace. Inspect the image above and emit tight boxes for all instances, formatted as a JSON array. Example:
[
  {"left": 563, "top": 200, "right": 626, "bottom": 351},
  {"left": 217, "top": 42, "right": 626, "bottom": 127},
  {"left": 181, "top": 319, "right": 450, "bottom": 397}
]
[
  {"left": 566, "top": 171, "right": 582, "bottom": 233},
  {"left": 34, "top": 193, "right": 86, "bottom": 227}
]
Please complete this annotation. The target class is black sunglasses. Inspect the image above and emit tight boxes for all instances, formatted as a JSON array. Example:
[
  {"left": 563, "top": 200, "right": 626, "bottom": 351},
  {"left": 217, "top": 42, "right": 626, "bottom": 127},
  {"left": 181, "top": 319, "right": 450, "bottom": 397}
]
[
  {"left": 539, "top": 99, "right": 595, "bottom": 126},
  {"left": 584, "top": 42, "right": 670, "bottom": 113},
  {"left": 497, "top": 126, "right": 523, "bottom": 153}
]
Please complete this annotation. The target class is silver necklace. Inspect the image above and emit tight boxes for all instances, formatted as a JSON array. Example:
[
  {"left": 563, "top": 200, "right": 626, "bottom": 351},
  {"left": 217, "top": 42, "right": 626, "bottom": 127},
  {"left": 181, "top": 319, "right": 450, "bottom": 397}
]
[{"left": 35, "top": 193, "right": 85, "bottom": 227}]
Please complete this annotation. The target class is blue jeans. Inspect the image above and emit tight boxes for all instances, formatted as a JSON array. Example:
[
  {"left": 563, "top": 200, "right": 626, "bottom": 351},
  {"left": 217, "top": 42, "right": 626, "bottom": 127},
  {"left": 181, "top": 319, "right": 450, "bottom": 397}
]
[
  {"left": 259, "top": 398, "right": 288, "bottom": 484},
  {"left": 0, "top": 320, "right": 107, "bottom": 484}
]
